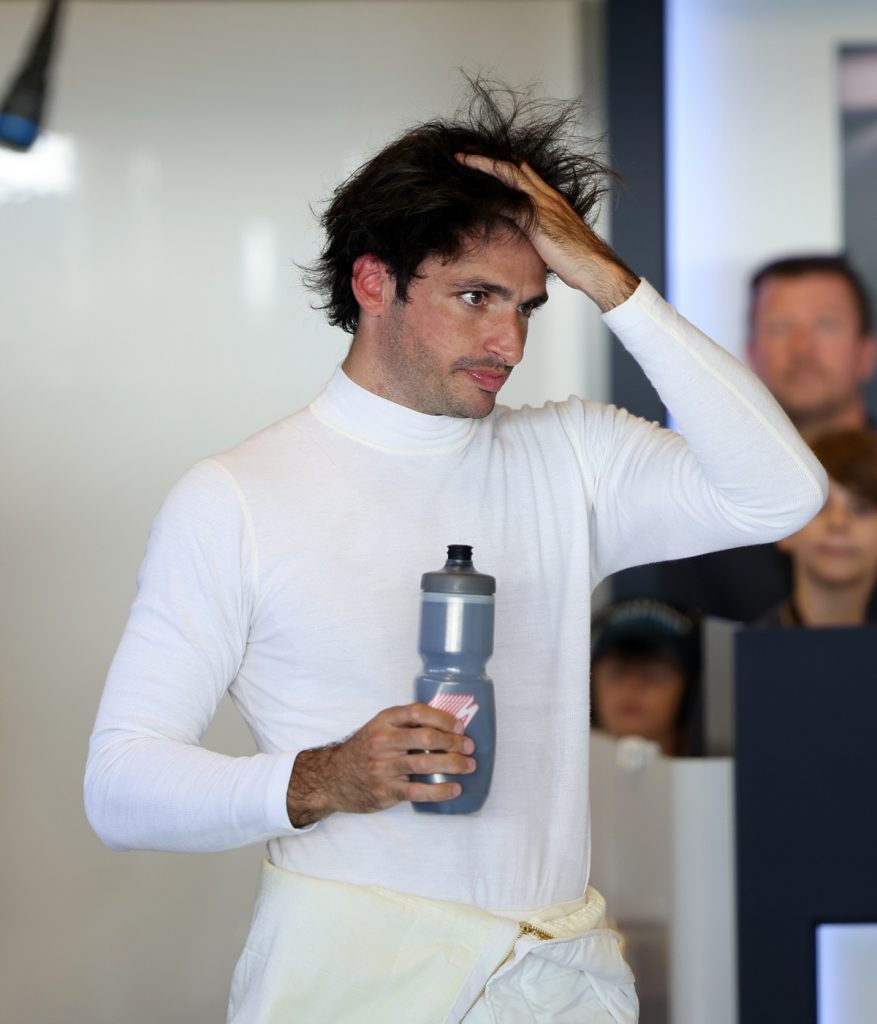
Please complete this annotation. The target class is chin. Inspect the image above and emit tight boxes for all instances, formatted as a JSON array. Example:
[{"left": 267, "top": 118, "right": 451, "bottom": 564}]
[
  {"left": 449, "top": 393, "right": 497, "bottom": 419},
  {"left": 469, "top": 402, "right": 496, "bottom": 420},
  {"left": 810, "top": 570, "right": 869, "bottom": 589}
]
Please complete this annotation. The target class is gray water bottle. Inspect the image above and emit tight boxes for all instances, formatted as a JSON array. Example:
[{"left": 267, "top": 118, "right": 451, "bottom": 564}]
[{"left": 412, "top": 544, "right": 496, "bottom": 815}]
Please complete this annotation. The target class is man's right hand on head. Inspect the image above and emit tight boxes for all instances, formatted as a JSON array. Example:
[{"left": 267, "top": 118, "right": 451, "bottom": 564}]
[
  {"left": 285, "top": 703, "right": 476, "bottom": 828},
  {"left": 455, "top": 152, "right": 639, "bottom": 312}
]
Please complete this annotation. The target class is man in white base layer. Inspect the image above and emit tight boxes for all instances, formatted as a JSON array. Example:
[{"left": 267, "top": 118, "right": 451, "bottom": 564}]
[{"left": 85, "top": 82, "right": 826, "bottom": 1023}]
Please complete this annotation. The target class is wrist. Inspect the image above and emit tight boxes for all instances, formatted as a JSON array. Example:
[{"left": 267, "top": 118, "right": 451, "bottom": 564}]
[
  {"left": 287, "top": 746, "right": 336, "bottom": 828},
  {"left": 592, "top": 264, "right": 640, "bottom": 312},
  {"left": 572, "top": 254, "right": 639, "bottom": 313}
]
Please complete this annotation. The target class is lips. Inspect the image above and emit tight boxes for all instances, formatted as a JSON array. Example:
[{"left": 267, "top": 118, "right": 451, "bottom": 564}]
[
  {"left": 464, "top": 369, "right": 509, "bottom": 393},
  {"left": 784, "top": 364, "right": 826, "bottom": 384},
  {"left": 816, "top": 544, "right": 858, "bottom": 558},
  {"left": 618, "top": 703, "right": 644, "bottom": 716}
]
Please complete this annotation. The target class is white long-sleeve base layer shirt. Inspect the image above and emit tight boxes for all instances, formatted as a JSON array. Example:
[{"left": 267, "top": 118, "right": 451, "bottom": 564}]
[{"left": 85, "top": 280, "right": 826, "bottom": 913}]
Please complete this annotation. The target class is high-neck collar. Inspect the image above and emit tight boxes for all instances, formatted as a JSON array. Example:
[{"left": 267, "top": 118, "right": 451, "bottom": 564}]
[{"left": 308, "top": 367, "right": 478, "bottom": 454}]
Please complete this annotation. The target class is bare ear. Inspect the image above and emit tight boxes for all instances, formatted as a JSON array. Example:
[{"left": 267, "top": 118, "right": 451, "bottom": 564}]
[
  {"left": 856, "top": 333, "right": 877, "bottom": 383},
  {"left": 351, "top": 254, "right": 394, "bottom": 318}
]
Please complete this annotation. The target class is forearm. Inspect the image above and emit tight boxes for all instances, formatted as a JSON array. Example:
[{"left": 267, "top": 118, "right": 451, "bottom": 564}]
[
  {"left": 83, "top": 459, "right": 300, "bottom": 852},
  {"left": 606, "top": 280, "right": 826, "bottom": 521},
  {"left": 587, "top": 282, "right": 828, "bottom": 579},
  {"left": 84, "top": 731, "right": 298, "bottom": 852},
  {"left": 286, "top": 745, "right": 342, "bottom": 829},
  {"left": 563, "top": 239, "right": 640, "bottom": 313}
]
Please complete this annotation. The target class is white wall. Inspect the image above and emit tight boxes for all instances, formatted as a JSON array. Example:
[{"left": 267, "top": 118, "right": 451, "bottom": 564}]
[
  {"left": 589, "top": 736, "right": 737, "bottom": 1024},
  {"left": 667, "top": 0, "right": 877, "bottom": 358},
  {"left": 0, "top": 3, "right": 605, "bottom": 1020}
]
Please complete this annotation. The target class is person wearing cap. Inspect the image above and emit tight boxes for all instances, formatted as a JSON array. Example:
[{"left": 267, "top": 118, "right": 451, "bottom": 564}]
[{"left": 591, "top": 601, "right": 700, "bottom": 757}]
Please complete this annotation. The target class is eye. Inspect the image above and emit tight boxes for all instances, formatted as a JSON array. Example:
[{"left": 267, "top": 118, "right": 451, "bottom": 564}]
[
  {"left": 518, "top": 300, "right": 542, "bottom": 319},
  {"left": 852, "top": 499, "right": 877, "bottom": 517},
  {"left": 460, "top": 291, "right": 488, "bottom": 308},
  {"left": 813, "top": 316, "right": 842, "bottom": 335},
  {"left": 761, "top": 319, "right": 791, "bottom": 339}
]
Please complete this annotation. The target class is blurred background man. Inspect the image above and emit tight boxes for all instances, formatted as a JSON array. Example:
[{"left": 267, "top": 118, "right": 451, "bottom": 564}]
[
  {"left": 638, "top": 254, "right": 877, "bottom": 623},
  {"left": 747, "top": 255, "right": 876, "bottom": 442}
]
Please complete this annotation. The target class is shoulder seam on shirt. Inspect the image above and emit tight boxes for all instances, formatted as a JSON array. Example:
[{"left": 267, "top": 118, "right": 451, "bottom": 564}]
[
  {"left": 556, "top": 402, "right": 595, "bottom": 509},
  {"left": 204, "top": 458, "right": 261, "bottom": 617}
]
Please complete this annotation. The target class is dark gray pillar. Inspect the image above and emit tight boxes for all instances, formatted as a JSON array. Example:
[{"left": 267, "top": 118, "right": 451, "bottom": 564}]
[
  {"left": 605, "top": 0, "right": 666, "bottom": 426},
  {"left": 604, "top": 0, "right": 667, "bottom": 599}
]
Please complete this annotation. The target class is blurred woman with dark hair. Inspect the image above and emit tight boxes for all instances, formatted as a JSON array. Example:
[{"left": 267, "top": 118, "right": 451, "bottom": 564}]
[
  {"left": 760, "top": 429, "right": 877, "bottom": 627},
  {"left": 591, "top": 600, "right": 701, "bottom": 756}
]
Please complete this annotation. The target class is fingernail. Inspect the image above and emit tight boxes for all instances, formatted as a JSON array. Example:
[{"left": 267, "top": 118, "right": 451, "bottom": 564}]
[
  {"left": 453, "top": 720, "right": 465, "bottom": 734},
  {"left": 466, "top": 758, "right": 477, "bottom": 773},
  {"left": 462, "top": 738, "right": 475, "bottom": 754}
]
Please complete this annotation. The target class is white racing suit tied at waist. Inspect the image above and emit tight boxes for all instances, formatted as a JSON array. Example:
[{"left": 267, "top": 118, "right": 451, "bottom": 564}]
[{"left": 228, "top": 859, "right": 638, "bottom": 1024}]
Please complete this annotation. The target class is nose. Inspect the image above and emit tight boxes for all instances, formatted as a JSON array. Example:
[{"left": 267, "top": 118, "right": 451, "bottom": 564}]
[
  {"left": 824, "top": 497, "right": 851, "bottom": 531},
  {"left": 788, "top": 324, "right": 817, "bottom": 357},
  {"left": 484, "top": 313, "right": 527, "bottom": 367}
]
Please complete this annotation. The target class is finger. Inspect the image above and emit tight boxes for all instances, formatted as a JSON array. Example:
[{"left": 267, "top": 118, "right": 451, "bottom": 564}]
[
  {"left": 516, "top": 160, "right": 559, "bottom": 197},
  {"left": 405, "top": 725, "right": 475, "bottom": 756},
  {"left": 404, "top": 780, "right": 463, "bottom": 804},
  {"left": 455, "top": 152, "right": 528, "bottom": 192},
  {"left": 356, "top": 722, "right": 472, "bottom": 772},
  {"left": 456, "top": 153, "right": 557, "bottom": 204},
  {"left": 381, "top": 702, "right": 468, "bottom": 736},
  {"left": 404, "top": 751, "right": 477, "bottom": 776}
]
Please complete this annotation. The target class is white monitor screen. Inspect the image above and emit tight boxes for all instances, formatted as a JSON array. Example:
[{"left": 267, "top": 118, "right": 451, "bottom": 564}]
[{"left": 816, "top": 923, "right": 877, "bottom": 1024}]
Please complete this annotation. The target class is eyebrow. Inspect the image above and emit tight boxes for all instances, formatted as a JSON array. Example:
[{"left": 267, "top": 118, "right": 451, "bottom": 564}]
[{"left": 450, "top": 278, "right": 550, "bottom": 308}]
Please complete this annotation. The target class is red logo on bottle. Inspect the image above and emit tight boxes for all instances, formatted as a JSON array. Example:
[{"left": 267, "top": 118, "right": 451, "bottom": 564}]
[{"left": 428, "top": 693, "right": 479, "bottom": 729}]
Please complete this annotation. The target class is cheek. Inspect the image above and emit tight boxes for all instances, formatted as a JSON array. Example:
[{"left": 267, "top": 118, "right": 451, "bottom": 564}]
[
  {"left": 643, "top": 686, "right": 685, "bottom": 724},
  {"left": 422, "top": 308, "right": 474, "bottom": 356},
  {"left": 784, "top": 520, "right": 821, "bottom": 552},
  {"left": 854, "top": 522, "right": 877, "bottom": 554},
  {"left": 753, "top": 343, "right": 789, "bottom": 376},
  {"left": 592, "top": 680, "right": 630, "bottom": 719},
  {"left": 819, "top": 339, "right": 861, "bottom": 378},
  {"left": 820, "top": 351, "right": 849, "bottom": 377},
  {"left": 591, "top": 679, "right": 611, "bottom": 713}
]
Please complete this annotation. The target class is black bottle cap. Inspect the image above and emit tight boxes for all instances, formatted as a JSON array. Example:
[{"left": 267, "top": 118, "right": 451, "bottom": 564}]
[
  {"left": 421, "top": 544, "right": 495, "bottom": 595},
  {"left": 446, "top": 544, "right": 473, "bottom": 563}
]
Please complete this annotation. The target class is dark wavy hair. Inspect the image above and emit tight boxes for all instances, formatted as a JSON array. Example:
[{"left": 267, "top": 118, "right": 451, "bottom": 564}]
[
  {"left": 304, "top": 78, "right": 617, "bottom": 334},
  {"left": 590, "top": 599, "right": 702, "bottom": 756},
  {"left": 811, "top": 429, "right": 877, "bottom": 506},
  {"left": 749, "top": 254, "right": 874, "bottom": 336}
]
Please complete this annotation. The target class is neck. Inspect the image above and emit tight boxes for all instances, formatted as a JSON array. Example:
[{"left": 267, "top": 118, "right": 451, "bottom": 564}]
[
  {"left": 792, "top": 575, "right": 873, "bottom": 626},
  {"left": 341, "top": 338, "right": 375, "bottom": 397},
  {"left": 309, "top": 366, "right": 475, "bottom": 454},
  {"left": 792, "top": 398, "right": 867, "bottom": 443},
  {"left": 342, "top": 334, "right": 423, "bottom": 414}
]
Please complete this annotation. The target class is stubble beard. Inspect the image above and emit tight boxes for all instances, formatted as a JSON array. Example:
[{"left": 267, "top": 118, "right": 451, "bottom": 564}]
[
  {"left": 782, "top": 388, "right": 861, "bottom": 436},
  {"left": 381, "top": 307, "right": 502, "bottom": 419}
]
